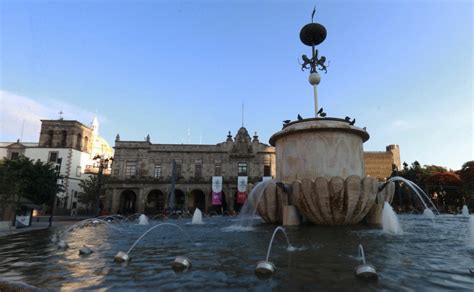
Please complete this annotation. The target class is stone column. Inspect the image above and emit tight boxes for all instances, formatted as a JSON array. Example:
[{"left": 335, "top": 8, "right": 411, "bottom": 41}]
[{"left": 137, "top": 188, "right": 146, "bottom": 213}]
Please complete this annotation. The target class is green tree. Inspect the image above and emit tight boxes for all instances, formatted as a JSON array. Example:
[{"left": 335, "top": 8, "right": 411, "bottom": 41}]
[
  {"left": 78, "top": 175, "right": 108, "bottom": 213},
  {"left": 0, "top": 157, "right": 57, "bottom": 223}
]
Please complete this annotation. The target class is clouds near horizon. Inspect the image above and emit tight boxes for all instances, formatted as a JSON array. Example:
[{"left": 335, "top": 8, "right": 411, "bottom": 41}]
[{"left": 0, "top": 90, "right": 104, "bottom": 142}]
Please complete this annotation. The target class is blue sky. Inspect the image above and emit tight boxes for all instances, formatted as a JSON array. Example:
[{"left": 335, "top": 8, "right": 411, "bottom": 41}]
[{"left": 0, "top": 0, "right": 472, "bottom": 170}]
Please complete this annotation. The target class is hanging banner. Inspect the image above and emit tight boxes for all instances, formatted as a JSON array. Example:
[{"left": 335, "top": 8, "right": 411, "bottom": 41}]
[
  {"left": 212, "top": 176, "right": 223, "bottom": 205},
  {"left": 237, "top": 176, "right": 248, "bottom": 204}
]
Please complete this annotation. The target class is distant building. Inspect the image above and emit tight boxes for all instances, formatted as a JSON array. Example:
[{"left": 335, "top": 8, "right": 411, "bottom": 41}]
[
  {"left": 364, "top": 144, "right": 401, "bottom": 180},
  {"left": 0, "top": 117, "right": 113, "bottom": 217},
  {"left": 106, "top": 127, "right": 275, "bottom": 215}
]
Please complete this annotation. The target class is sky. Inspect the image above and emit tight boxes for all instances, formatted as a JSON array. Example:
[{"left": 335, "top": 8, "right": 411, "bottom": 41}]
[{"left": 0, "top": 0, "right": 472, "bottom": 170}]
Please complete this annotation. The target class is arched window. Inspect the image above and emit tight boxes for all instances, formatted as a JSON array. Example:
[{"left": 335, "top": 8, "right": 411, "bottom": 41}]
[
  {"left": 61, "top": 131, "right": 67, "bottom": 147},
  {"left": 76, "top": 133, "right": 82, "bottom": 149}
]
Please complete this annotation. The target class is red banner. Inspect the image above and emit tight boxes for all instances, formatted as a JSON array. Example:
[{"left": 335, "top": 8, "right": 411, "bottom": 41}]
[{"left": 237, "top": 191, "right": 247, "bottom": 204}]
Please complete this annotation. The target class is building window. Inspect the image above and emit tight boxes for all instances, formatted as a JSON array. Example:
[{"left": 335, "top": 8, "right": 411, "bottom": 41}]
[
  {"left": 61, "top": 131, "right": 67, "bottom": 147},
  {"left": 195, "top": 164, "right": 202, "bottom": 179},
  {"left": 263, "top": 165, "right": 271, "bottom": 177},
  {"left": 125, "top": 161, "right": 137, "bottom": 177},
  {"left": 10, "top": 152, "right": 19, "bottom": 160},
  {"left": 238, "top": 162, "right": 248, "bottom": 176},
  {"left": 154, "top": 165, "right": 162, "bottom": 178},
  {"left": 48, "top": 151, "right": 59, "bottom": 163},
  {"left": 214, "top": 164, "right": 222, "bottom": 176},
  {"left": 76, "top": 166, "right": 82, "bottom": 177}
]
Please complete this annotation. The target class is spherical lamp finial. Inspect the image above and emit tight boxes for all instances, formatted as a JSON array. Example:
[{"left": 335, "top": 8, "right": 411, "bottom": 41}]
[{"left": 309, "top": 72, "right": 321, "bottom": 85}]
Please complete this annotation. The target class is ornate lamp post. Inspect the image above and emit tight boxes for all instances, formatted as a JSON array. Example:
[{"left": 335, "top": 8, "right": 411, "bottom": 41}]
[
  {"left": 92, "top": 155, "right": 113, "bottom": 217},
  {"left": 299, "top": 7, "right": 329, "bottom": 116}
]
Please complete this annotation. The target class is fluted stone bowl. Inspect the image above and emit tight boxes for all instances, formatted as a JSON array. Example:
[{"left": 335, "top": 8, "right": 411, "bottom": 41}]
[{"left": 256, "top": 176, "right": 392, "bottom": 225}]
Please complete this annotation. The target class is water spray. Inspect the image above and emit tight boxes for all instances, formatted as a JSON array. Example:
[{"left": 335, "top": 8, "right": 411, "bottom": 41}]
[
  {"left": 354, "top": 244, "right": 378, "bottom": 281},
  {"left": 255, "top": 226, "right": 292, "bottom": 278}
]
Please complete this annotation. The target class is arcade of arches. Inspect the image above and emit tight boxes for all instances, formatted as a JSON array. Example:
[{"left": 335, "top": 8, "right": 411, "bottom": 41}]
[{"left": 109, "top": 187, "right": 235, "bottom": 215}]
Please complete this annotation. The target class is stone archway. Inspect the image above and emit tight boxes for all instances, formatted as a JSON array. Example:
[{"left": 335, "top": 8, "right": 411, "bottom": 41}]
[
  {"left": 119, "top": 190, "right": 137, "bottom": 215},
  {"left": 146, "top": 190, "right": 165, "bottom": 215},
  {"left": 175, "top": 189, "right": 186, "bottom": 211},
  {"left": 190, "top": 189, "right": 206, "bottom": 212}
]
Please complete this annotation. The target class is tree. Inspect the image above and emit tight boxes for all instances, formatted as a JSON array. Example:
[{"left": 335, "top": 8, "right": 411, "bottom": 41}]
[
  {"left": 398, "top": 161, "right": 454, "bottom": 211},
  {"left": 78, "top": 175, "right": 108, "bottom": 213},
  {"left": 459, "top": 161, "right": 474, "bottom": 206},
  {"left": 0, "top": 157, "right": 57, "bottom": 225}
]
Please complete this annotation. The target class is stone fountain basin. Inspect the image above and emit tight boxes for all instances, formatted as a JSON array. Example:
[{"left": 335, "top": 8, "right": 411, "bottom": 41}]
[
  {"left": 256, "top": 176, "right": 394, "bottom": 225},
  {"left": 270, "top": 118, "right": 370, "bottom": 181}
]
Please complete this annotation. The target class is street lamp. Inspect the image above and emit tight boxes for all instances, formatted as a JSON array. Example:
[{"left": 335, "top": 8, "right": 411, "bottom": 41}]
[
  {"left": 92, "top": 155, "right": 113, "bottom": 217},
  {"left": 49, "top": 157, "right": 64, "bottom": 227}
]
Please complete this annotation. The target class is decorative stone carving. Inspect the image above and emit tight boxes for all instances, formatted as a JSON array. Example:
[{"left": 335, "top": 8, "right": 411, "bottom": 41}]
[{"left": 256, "top": 176, "right": 391, "bottom": 225}]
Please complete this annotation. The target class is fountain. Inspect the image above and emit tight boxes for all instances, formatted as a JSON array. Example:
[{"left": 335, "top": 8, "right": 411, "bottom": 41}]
[
  {"left": 423, "top": 208, "right": 435, "bottom": 220},
  {"left": 138, "top": 214, "right": 149, "bottom": 225},
  {"left": 382, "top": 202, "right": 403, "bottom": 235},
  {"left": 114, "top": 223, "right": 190, "bottom": 267},
  {"left": 386, "top": 176, "right": 440, "bottom": 215},
  {"left": 255, "top": 226, "right": 291, "bottom": 278},
  {"left": 249, "top": 9, "right": 394, "bottom": 227},
  {"left": 354, "top": 244, "right": 378, "bottom": 281},
  {"left": 78, "top": 246, "right": 94, "bottom": 256},
  {"left": 462, "top": 205, "right": 469, "bottom": 217},
  {"left": 1, "top": 8, "right": 474, "bottom": 292},
  {"left": 53, "top": 217, "right": 122, "bottom": 249},
  {"left": 192, "top": 208, "right": 203, "bottom": 224}
]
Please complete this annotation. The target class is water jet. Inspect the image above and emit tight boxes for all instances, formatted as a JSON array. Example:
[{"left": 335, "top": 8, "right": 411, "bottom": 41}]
[
  {"left": 192, "top": 208, "right": 203, "bottom": 224},
  {"left": 462, "top": 205, "right": 469, "bottom": 217},
  {"left": 114, "top": 223, "right": 191, "bottom": 265},
  {"left": 354, "top": 244, "right": 378, "bottom": 281},
  {"left": 255, "top": 226, "right": 291, "bottom": 278}
]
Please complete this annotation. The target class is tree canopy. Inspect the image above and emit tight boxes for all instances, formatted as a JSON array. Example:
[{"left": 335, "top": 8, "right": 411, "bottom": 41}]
[
  {"left": 398, "top": 160, "right": 473, "bottom": 211},
  {"left": 78, "top": 174, "right": 108, "bottom": 212},
  {"left": 0, "top": 156, "right": 58, "bottom": 206}
]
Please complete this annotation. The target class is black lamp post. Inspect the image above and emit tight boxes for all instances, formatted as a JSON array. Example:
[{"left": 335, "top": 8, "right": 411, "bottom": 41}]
[
  {"left": 49, "top": 157, "right": 64, "bottom": 227},
  {"left": 93, "top": 155, "right": 113, "bottom": 217}
]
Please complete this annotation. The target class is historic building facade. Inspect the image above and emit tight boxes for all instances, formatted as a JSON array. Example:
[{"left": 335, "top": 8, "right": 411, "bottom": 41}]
[
  {"left": 106, "top": 127, "right": 276, "bottom": 215},
  {"left": 364, "top": 144, "right": 401, "bottom": 179},
  {"left": 0, "top": 117, "right": 113, "bottom": 217},
  {"left": 106, "top": 126, "right": 400, "bottom": 215}
]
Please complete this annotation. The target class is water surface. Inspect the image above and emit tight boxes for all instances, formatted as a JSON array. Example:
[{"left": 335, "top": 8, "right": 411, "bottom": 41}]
[{"left": 0, "top": 215, "right": 472, "bottom": 290}]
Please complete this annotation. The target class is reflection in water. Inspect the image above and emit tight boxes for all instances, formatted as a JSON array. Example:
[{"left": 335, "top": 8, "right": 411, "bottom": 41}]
[
  {"left": 61, "top": 227, "right": 113, "bottom": 289},
  {"left": 0, "top": 215, "right": 473, "bottom": 290}
]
